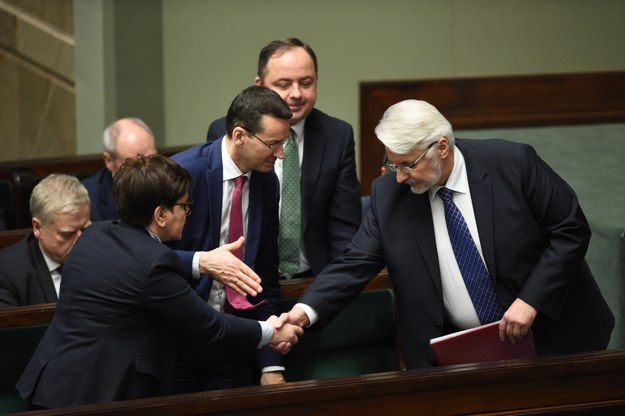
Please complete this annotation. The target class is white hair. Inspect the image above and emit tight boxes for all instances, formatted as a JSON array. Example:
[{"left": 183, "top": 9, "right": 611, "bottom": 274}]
[
  {"left": 374, "top": 100, "right": 455, "bottom": 154},
  {"left": 30, "top": 174, "right": 90, "bottom": 225}
]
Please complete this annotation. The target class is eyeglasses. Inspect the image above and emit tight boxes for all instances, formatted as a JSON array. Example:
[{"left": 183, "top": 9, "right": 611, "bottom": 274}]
[
  {"left": 384, "top": 142, "right": 436, "bottom": 172},
  {"left": 243, "top": 128, "right": 288, "bottom": 150},
  {"left": 173, "top": 199, "right": 193, "bottom": 216}
]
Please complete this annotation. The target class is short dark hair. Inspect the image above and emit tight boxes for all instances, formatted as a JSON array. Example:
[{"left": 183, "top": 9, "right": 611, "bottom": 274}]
[
  {"left": 257, "top": 38, "right": 318, "bottom": 80},
  {"left": 225, "top": 85, "right": 292, "bottom": 136},
  {"left": 113, "top": 154, "right": 192, "bottom": 226}
]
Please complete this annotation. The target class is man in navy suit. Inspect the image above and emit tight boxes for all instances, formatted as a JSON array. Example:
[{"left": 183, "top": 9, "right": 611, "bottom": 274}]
[
  {"left": 279, "top": 99, "right": 614, "bottom": 369},
  {"left": 207, "top": 38, "right": 361, "bottom": 279},
  {"left": 170, "top": 86, "right": 293, "bottom": 389},
  {"left": 0, "top": 174, "right": 90, "bottom": 307},
  {"left": 82, "top": 117, "right": 157, "bottom": 221},
  {"left": 16, "top": 155, "right": 302, "bottom": 409}
]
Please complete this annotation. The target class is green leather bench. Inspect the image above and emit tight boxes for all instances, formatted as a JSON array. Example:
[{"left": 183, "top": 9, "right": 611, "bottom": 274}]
[
  {"left": 0, "top": 323, "right": 49, "bottom": 414},
  {"left": 282, "top": 288, "right": 399, "bottom": 381}
]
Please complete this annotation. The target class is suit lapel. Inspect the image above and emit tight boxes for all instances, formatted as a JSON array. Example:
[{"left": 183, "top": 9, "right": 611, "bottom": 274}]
[
  {"left": 301, "top": 110, "right": 325, "bottom": 233},
  {"left": 410, "top": 194, "right": 444, "bottom": 296},
  {"left": 100, "top": 171, "right": 116, "bottom": 219},
  {"left": 206, "top": 138, "right": 224, "bottom": 250},
  {"left": 458, "top": 141, "right": 497, "bottom": 281},
  {"left": 245, "top": 173, "right": 262, "bottom": 269},
  {"left": 28, "top": 236, "right": 58, "bottom": 302}
]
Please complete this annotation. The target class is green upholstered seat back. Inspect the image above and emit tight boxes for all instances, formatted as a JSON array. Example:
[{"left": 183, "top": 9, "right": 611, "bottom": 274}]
[
  {"left": 281, "top": 288, "right": 398, "bottom": 381},
  {"left": 0, "top": 324, "right": 48, "bottom": 413}
]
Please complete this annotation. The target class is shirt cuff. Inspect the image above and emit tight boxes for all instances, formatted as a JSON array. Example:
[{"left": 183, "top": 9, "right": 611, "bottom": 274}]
[
  {"left": 294, "top": 302, "right": 318, "bottom": 327},
  {"left": 261, "top": 366, "right": 286, "bottom": 373},
  {"left": 258, "top": 321, "right": 273, "bottom": 348},
  {"left": 192, "top": 251, "right": 201, "bottom": 280}
]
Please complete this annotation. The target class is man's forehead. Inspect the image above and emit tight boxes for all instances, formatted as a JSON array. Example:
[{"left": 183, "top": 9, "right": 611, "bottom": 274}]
[{"left": 259, "top": 115, "right": 289, "bottom": 132}]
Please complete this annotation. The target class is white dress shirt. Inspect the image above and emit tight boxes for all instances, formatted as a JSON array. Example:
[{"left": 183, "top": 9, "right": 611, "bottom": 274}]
[{"left": 428, "top": 146, "right": 483, "bottom": 329}]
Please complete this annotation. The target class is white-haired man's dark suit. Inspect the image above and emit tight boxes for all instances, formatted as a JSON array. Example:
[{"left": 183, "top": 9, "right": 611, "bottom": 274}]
[{"left": 296, "top": 139, "right": 614, "bottom": 369}]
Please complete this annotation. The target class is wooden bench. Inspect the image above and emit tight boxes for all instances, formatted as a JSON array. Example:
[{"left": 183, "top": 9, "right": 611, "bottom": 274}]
[
  {"left": 0, "top": 303, "right": 53, "bottom": 414},
  {"left": 359, "top": 71, "right": 625, "bottom": 195},
  {"left": 8, "top": 350, "right": 625, "bottom": 415},
  {"left": 0, "top": 273, "right": 398, "bottom": 413},
  {"left": 0, "top": 228, "right": 31, "bottom": 250},
  {"left": 0, "top": 146, "right": 188, "bottom": 229}
]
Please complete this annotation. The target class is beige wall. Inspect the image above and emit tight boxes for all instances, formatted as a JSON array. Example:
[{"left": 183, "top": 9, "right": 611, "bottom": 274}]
[
  {"left": 160, "top": 0, "right": 625, "bottom": 156},
  {"left": 0, "top": 0, "right": 75, "bottom": 162},
  {"left": 3, "top": 0, "right": 625, "bottom": 161},
  {"left": 74, "top": 0, "right": 164, "bottom": 155}
]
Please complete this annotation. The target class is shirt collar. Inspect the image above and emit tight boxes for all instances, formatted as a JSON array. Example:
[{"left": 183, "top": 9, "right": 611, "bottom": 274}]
[
  {"left": 429, "top": 144, "right": 469, "bottom": 201},
  {"left": 221, "top": 137, "right": 251, "bottom": 182},
  {"left": 290, "top": 118, "right": 305, "bottom": 141},
  {"left": 38, "top": 242, "right": 62, "bottom": 273},
  {"left": 145, "top": 227, "right": 161, "bottom": 242}
]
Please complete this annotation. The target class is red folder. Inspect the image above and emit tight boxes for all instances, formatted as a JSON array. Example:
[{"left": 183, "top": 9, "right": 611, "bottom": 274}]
[{"left": 429, "top": 320, "right": 537, "bottom": 366}]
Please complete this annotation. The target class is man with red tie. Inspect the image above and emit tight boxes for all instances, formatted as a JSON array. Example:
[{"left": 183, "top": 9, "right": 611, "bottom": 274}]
[{"left": 169, "top": 86, "right": 292, "bottom": 391}]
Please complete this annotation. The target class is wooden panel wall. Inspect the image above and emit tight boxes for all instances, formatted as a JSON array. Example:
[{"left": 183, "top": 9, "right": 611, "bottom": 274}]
[{"left": 359, "top": 71, "right": 625, "bottom": 195}]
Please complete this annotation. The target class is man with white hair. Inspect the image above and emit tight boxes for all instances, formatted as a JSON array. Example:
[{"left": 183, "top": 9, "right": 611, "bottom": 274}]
[
  {"left": 279, "top": 99, "right": 614, "bottom": 369},
  {"left": 82, "top": 117, "right": 157, "bottom": 221},
  {"left": 0, "top": 174, "right": 91, "bottom": 306}
]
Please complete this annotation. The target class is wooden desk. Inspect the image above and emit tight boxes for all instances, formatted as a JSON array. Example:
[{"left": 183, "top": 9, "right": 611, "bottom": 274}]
[{"left": 12, "top": 350, "right": 625, "bottom": 416}]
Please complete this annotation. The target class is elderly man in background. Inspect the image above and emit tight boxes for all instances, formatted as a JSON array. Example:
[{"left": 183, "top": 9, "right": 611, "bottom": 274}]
[
  {"left": 0, "top": 174, "right": 91, "bottom": 307},
  {"left": 82, "top": 117, "right": 157, "bottom": 221}
]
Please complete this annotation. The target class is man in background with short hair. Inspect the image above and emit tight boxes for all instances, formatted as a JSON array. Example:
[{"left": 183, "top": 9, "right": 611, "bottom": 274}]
[
  {"left": 82, "top": 117, "right": 157, "bottom": 221},
  {"left": 207, "top": 38, "right": 361, "bottom": 280},
  {"left": 0, "top": 174, "right": 91, "bottom": 307}
]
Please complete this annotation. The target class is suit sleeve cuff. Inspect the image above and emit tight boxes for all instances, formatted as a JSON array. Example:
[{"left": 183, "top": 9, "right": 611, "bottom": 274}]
[
  {"left": 258, "top": 321, "right": 273, "bottom": 348},
  {"left": 294, "top": 302, "right": 318, "bottom": 327}
]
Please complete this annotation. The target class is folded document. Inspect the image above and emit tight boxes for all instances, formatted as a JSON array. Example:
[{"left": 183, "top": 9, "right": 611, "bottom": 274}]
[{"left": 430, "top": 320, "right": 538, "bottom": 366}]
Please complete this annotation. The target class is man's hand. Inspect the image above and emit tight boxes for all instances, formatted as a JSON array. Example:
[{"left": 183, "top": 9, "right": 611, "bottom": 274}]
[
  {"left": 260, "top": 371, "right": 285, "bottom": 385},
  {"left": 198, "top": 237, "right": 262, "bottom": 296},
  {"left": 498, "top": 298, "right": 538, "bottom": 343},
  {"left": 276, "top": 306, "right": 310, "bottom": 329},
  {"left": 266, "top": 315, "right": 303, "bottom": 354}
]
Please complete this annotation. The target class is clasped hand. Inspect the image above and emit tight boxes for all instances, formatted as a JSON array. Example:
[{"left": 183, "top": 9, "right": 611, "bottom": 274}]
[{"left": 267, "top": 315, "right": 304, "bottom": 354}]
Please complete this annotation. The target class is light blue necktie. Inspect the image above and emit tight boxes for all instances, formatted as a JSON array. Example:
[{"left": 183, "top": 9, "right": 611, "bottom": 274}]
[
  {"left": 438, "top": 187, "right": 504, "bottom": 324},
  {"left": 279, "top": 129, "right": 301, "bottom": 278}
]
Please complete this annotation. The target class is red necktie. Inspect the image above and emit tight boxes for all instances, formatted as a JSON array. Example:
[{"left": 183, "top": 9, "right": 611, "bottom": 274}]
[{"left": 226, "top": 176, "right": 266, "bottom": 310}]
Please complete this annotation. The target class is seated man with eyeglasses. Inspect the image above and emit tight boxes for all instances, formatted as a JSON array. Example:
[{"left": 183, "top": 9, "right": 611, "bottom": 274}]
[{"left": 168, "top": 85, "right": 292, "bottom": 391}]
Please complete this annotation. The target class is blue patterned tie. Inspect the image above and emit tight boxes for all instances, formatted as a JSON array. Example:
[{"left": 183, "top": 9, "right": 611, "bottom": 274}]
[
  {"left": 279, "top": 129, "right": 301, "bottom": 278},
  {"left": 438, "top": 187, "right": 503, "bottom": 324}
]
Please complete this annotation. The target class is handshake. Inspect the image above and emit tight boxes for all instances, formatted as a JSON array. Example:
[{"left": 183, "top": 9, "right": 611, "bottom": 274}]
[{"left": 266, "top": 307, "right": 310, "bottom": 354}]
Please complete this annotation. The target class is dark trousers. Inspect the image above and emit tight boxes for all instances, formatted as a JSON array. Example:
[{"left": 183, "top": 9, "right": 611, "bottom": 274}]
[{"left": 173, "top": 343, "right": 255, "bottom": 393}]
